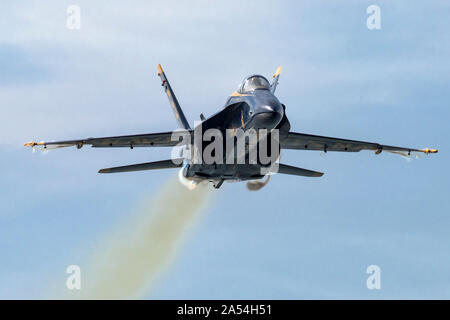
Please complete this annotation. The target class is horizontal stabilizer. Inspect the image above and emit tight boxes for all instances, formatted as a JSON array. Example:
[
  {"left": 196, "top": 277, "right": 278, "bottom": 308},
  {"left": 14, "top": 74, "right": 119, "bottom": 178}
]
[
  {"left": 278, "top": 163, "right": 323, "bottom": 177},
  {"left": 99, "top": 159, "right": 182, "bottom": 174}
]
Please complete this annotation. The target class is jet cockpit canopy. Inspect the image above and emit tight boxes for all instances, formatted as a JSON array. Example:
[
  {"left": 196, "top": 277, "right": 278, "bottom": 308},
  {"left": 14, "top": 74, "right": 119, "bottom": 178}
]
[{"left": 239, "top": 75, "right": 270, "bottom": 93}]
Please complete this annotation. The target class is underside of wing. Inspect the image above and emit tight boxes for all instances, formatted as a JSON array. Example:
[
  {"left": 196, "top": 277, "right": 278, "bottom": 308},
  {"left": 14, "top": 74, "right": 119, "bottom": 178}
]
[
  {"left": 98, "top": 159, "right": 182, "bottom": 174},
  {"left": 24, "top": 130, "right": 192, "bottom": 150},
  {"left": 280, "top": 132, "right": 438, "bottom": 155},
  {"left": 278, "top": 163, "right": 323, "bottom": 177}
]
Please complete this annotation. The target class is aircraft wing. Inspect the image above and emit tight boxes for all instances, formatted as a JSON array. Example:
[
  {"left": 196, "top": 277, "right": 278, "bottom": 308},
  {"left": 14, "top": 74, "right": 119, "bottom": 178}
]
[
  {"left": 280, "top": 132, "right": 438, "bottom": 156},
  {"left": 24, "top": 130, "right": 192, "bottom": 150}
]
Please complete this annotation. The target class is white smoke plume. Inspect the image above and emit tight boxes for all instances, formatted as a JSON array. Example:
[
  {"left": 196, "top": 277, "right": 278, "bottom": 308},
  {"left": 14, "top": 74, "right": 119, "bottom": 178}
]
[{"left": 68, "top": 176, "right": 213, "bottom": 299}]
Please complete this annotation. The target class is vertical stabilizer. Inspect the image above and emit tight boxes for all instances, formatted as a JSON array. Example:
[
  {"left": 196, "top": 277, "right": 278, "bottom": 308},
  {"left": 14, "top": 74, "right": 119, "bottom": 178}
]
[
  {"left": 270, "top": 66, "right": 282, "bottom": 94},
  {"left": 157, "top": 64, "right": 191, "bottom": 129}
]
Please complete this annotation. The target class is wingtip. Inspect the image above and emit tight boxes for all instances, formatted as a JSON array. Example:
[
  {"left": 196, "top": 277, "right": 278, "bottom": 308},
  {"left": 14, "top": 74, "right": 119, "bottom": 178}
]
[
  {"left": 24, "top": 141, "right": 44, "bottom": 147},
  {"left": 315, "top": 171, "right": 324, "bottom": 177},
  {"left": 421, "top": 148, "right": 438, "bottom": 154},
  {"left": 157, "top": 64, "right": 164, "bottom": 76}
]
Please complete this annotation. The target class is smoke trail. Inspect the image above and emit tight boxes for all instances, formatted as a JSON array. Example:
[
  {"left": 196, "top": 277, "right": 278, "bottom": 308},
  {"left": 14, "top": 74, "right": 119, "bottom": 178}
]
[
  {"left": 246, "top": 175, "right": 270, "bottom": 191},
  {"left": 74, "top": 176, "right": 213, "bottom": 299}
]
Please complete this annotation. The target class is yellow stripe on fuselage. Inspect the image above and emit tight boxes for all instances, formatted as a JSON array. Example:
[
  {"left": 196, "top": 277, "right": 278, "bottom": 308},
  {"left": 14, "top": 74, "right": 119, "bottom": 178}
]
[{"left": 229, "top": 91, "right": 251, "bottom": 97}]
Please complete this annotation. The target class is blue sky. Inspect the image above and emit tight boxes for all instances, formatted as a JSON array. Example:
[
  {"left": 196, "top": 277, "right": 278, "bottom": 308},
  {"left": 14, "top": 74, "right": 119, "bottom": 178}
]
[{"left": 1, "top": 0, "right": 449, "bottom": 299}]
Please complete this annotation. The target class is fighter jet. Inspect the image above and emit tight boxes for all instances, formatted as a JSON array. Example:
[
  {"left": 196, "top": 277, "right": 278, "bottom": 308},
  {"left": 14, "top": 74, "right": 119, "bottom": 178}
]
[{"left": 25, "top": 65, "right": 438, "bottom": 190}]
